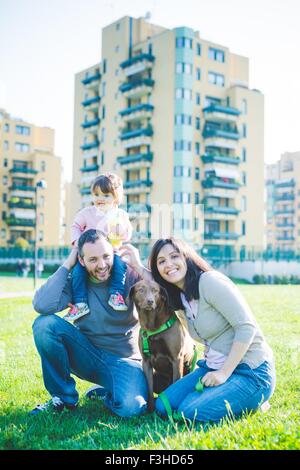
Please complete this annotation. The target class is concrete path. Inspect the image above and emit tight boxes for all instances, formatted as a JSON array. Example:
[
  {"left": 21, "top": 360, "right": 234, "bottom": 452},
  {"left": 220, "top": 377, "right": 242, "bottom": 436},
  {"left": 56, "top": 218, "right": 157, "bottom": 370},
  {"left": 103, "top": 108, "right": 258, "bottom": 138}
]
[{"left": 0, "top": 291, "right": 35, "bottom": 299}]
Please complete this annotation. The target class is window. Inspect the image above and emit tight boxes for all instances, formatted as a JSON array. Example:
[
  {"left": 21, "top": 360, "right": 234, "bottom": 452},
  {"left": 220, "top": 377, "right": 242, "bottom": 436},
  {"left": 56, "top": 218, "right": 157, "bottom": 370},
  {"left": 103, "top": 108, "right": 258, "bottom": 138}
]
[
  {"left": 115, "top": 45, "right": 119, "bottom": 53},
  {"left": 195, "top": 192, "right": 200, "bottom": 204},
  {"left": 115, "top": 68, "right": 119, "bottom": 76},
  {"left": 242, "top": 123, "right": 247, "bottom": 138},
  {"left": 175, "top": 88, "right": 192, "bottom": 100},
  {"left": 195, "top": 142, "right": 200, "bottom": 155},
  {"left": 103, "top": 59, "right": 107, "bottom": 74},
  {"left": 208, "top": 47, "right": 225, "bottom": 63},
  {"left": 39, "top": 213, "right": 44, "bottom": 224},
  {"left": 208, "top": 71, "right": 225, "bottom": 87},
  {"left": 101, "top": 128, "right": 106, "bottom": 143},
  {"left": 174, "top": 140, "right": 192, "bottom": 151},
  {"left": 16, "top": 125, "right": 30, "bottom": 135},
  {"left": 195, "top": 167, "right": 200, "bottom": 180},
  {"left": 39, "top": 230, "right": 44, "bottom": 242},
  {"left": 174, "top": 166, "right": 191, "bottom": 177},
  {"left": 102, "top": 81, "right": 106, "bottom": 97},
  {"left": 4, "top": 140, "right": 9, "bottom": 150},
  {"left": 242, "top": 99, "right": 247, "bottom": 114},
  {"left": 39, "top": 195, "right": 45, "bottom": 207},
  {"left": 196, "top": 68, "right": 201, "bottom": 80},
  {"left": 242, "top": 221, "right": 246, "bottom": 236},
  {"left": 101, "top": 152, "right": 105, "bottom": 165},
  {"left": 196, "top": 43, "right": 201, "bottom": 56},
  {"left": 3, "top": 158, "right": 8, "bottom": 167},
  {"left": 195, "top": 117, "right": 201, "bottom": 130},
  {"left": 176, "top": 62, "right": 192, "bottom": 75},
  {"left": 174, "top": 114, "right": 192, "bottom": 125},
  {"left": 194, "top": 218, "right": 199, "bottom": 230},
  {"left": 41, "top": 161, "right": 46, "bottom": 172},
  {"left": 242, "top": 196, "right": 247, "bottom": 211},
  {"left": 1, "top": 229, "right": 6, "bottom": 239},
  {"left": 204, "top": 96, "right": 221, "bottom": 107},
  {"left": 176, "top": 37, "right": 193, "bottom": 49},
  {"left": 116, "top": 23, "right": 120, "bottom": 31},
  {"left": 2, "top": 211, "right": 6, "bottom": 221},
  {"left": 15, "top": 142, "right": 30, "bottom": 152},
  {"left": 242, "top": 172, "right": 247, "bottom": 185},
  {"left": 102, "top": 105, "right": 106, "bottom": 119},
  {"left": 242, "top": 147, "right": 247, "bottom": 162},
  {"left": 2, "top": 193, "right": 7, "bottom": 203},
  {"left": 195, "top": 93, "right": 201, "bottom": 105},
  {"left": 4, "top": 123, "right": 9, "bottom": 132}
]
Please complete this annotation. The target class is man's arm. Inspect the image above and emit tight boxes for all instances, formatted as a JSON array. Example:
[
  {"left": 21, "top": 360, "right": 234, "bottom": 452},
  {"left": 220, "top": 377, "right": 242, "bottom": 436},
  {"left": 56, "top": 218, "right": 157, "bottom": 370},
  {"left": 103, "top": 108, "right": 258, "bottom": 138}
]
[{"left": 33, "top": 248, "right": 78, "bottom": 315}]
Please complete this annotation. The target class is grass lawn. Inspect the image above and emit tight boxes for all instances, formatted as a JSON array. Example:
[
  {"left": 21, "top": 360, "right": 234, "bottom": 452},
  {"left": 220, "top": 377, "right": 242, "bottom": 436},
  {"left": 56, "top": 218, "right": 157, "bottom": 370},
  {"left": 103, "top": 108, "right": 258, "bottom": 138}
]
[
  {"left": 0, "top": 285, "right": 299, "bottom": 450},
  {"left": 0, "top": 274, "right": 45, "bottom": 294}
]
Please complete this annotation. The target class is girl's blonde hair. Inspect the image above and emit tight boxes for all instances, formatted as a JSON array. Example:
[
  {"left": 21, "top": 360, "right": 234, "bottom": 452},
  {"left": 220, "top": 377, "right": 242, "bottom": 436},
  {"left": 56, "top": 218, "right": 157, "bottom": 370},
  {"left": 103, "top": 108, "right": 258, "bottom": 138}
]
[{"left": 91, "top": 172, "right": 124, "bottom": 205}]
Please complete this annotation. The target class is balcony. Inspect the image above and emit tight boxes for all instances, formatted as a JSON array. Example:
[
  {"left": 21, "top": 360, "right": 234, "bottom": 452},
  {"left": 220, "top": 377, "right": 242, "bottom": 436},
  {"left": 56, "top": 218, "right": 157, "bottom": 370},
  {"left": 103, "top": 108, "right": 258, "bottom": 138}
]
[
  {"left": 80, "top": 164, "right": 99, "bottom": 173},
  {"left": 120, "top": 126, "right": 153, "bottom": 141},
  {"left": 117, "top": 152, "right": 153, "bottom": 170},
  {"left": 276, "top": 223, "right": 295, "bottom": 228},
  {"left": 81, "top": 71, "right": 101, "bottom": 86},
  {"left": 119, "top": 78, "right": 154, "bottom": 99},
  {"left": 204, "top": 232, "right": 239, "bottom": 240},
  {"left": 119, "top": 104, "right": 154, "bottom": 123},
  {"left": 124, "top": 179, "right": 153, "bottom": 189},
  {"left": 120, "top": 53, "right": 155, "bottom": 75},
  {"left": 202, "top": 126, "right": 240, "bottom": 141},
  {"left": 276, "top": 236, "right": 295, "bottom": 241},
  {"left": 203, "top": 103, "right": 240, "bottom": 123},
  {"left": 204, "top": 206, "right": 239, "bottom": 215},
  {"left": 9, "top": 167, "right": 38, "bottom": 175},
  {"left": 275, "top": 193, "right": 295, "bottom": 201},
  {"left": 127, "top": 203, "right": 151, "bottom": 218},
  {"left": 5, "top": 217, "right": 35, "bottom": 227},
  {"left": 8, "top": 185, "right": 36, "bottom": 192},
  {"left": 81, "top": 96, "right": 100, "bottom": 112},
  {"left": 80, "top": 140, "right": 99, "bottom": 151},
  {"left": 81, "top": 118, "right": 100, "bottom": 129},
  {"left": 274, "top": 209, "right": 295, "bottom": 215},
  {"left": 8, "top": 201, "right": 36, "bottom": 209},
  {"left": 202, "top": 178, "right": 239, "bottom": 190},
  {"left": 80, "top": 186, "right": 91, "bottom": 195},
  {"left": 201, "top": 154, "right": 240, "bottom": 165},
  {"left": 275, "top": 179, "right": 295, "bottom": 188}
]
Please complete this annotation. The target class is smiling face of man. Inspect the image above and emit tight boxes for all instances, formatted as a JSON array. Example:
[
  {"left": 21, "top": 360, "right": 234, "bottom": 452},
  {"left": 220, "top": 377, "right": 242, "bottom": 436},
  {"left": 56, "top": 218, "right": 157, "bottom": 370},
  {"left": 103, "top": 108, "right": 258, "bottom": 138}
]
[{"left": 79, "top": 237, "right": 114, "bottom": 282}]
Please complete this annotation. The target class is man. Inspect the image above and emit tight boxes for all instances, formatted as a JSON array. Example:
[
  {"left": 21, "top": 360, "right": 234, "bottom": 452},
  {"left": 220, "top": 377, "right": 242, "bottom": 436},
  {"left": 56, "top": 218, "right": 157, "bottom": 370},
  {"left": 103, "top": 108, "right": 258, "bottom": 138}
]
[{"left": 31, "top": 229, "right": 147, "bottom": 417}]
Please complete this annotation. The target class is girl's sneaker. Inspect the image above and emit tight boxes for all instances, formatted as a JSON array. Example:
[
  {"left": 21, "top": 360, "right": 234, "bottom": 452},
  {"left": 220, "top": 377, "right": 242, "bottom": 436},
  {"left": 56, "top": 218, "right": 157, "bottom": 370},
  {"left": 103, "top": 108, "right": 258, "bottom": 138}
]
[
  {"left": 64, "top": 302, "right": 90, "bottom": 322},
  {"left": 108, "top": 293, "right": 128, "bottom": 311}
]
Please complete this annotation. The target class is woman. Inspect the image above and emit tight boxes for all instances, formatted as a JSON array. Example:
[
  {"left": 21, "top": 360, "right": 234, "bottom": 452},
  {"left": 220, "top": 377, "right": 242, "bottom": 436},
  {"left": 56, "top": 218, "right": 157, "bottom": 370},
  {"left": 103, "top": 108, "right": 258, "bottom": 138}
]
[{"left": 120, "top": 238, "right": 276, "bottom": 425}]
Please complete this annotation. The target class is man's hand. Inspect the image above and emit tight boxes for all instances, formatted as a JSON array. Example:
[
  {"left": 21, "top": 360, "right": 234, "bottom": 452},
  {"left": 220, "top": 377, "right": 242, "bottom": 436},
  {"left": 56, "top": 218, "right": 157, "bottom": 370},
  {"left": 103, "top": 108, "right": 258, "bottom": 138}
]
[
  {"left": 201, "top": 369, "right": 230, "bottom": 387},
  {"left": 63, "top": 247, "right": 79, "bottom": 271}
]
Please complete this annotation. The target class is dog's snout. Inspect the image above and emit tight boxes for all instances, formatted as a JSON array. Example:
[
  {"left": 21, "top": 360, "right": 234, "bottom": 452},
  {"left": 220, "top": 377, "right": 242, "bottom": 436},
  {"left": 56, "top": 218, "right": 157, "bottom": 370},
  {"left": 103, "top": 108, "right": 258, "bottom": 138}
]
[{"left": 147, "top": 299, "right": 154, "bottom": 306}]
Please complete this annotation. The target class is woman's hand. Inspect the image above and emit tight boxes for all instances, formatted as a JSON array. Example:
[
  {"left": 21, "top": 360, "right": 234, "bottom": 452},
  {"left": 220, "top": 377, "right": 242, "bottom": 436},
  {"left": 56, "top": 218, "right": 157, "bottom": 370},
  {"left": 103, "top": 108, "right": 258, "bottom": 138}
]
[
  {"left": 201, "top": 369, "right": 230, "bottom": 387},
  {"left": 63, "top": 247, "right": 79, "bottom": 271}
]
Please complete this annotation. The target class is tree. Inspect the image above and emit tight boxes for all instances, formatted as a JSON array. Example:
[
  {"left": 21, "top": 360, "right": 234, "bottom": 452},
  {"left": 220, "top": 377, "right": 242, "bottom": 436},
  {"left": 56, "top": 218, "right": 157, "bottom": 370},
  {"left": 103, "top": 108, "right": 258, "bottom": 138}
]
[{"left": 14, "top": 237, "right": 30, "bottom": 250}]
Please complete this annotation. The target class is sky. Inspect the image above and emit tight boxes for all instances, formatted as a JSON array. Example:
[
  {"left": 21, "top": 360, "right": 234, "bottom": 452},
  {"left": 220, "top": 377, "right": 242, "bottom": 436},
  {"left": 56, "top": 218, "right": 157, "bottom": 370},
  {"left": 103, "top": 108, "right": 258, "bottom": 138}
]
[{"left": 1, "top": 0, "right": 300, "bottom": 181}]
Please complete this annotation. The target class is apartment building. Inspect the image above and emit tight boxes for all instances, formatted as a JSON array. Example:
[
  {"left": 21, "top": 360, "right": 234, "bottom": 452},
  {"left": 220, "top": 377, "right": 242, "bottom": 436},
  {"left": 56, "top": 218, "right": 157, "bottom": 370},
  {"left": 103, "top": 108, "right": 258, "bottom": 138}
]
[
  {"left": 266, "top": 152, "right": 300, "bottom": 252},
  {"left": 0, "top": 109, "right": 62, "bottom": 247},
  {"left": 72, "top": 16, "right": 264, "bottom": 258}
]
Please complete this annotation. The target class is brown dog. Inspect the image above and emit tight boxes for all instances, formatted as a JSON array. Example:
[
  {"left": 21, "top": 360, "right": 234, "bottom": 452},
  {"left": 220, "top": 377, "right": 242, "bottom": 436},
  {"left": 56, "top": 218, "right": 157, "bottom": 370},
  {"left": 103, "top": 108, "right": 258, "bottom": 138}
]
[{"left": 129, "top": 279, "right": 196, "bottom": 412}]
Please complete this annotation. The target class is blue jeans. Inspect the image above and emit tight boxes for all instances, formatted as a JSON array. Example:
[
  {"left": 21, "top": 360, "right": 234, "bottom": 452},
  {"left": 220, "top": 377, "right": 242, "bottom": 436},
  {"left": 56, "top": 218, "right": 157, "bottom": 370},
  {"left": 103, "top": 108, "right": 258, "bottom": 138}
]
[
  {"left": 71, "top": 254, "right": 127, "bottom": 304},
  {"left": 156, "top": 359, "right": 276, "bottom": 424},
  {"left": 32, "top": 315, "right": 148, "bottom": 418}
]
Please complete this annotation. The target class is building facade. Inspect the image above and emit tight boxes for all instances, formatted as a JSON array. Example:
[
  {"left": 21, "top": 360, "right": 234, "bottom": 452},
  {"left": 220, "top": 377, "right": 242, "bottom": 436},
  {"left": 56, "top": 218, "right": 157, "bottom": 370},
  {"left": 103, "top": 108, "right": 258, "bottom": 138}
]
[
  {"left": 72, "top": 16, "right": 264, "bottom": 258},
  {"left": 0, "top": 109, "right": 62, "bottom": 247},
  {"left": 266, "top": 151, "right": 300, "bottom": 253}
]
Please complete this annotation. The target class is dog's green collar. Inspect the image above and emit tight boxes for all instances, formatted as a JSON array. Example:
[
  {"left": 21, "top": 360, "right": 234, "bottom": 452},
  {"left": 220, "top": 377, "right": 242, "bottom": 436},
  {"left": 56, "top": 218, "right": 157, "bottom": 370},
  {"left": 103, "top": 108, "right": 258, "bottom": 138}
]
[{"left": 140, "top": 314, "right": 178, "bottom": 357}]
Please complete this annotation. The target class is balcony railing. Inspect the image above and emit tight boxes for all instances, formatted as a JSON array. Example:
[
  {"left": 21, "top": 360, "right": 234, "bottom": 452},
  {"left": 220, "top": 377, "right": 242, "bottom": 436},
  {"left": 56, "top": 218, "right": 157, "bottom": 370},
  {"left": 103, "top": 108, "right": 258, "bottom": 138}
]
[
  {"left": 8, "top": 201, "right": 36, "bottom": 209},
  {"left": 204, "top": 206, "right": 239, "bottom": 215},
  {"left": 203, "top": 103, "right": 240, "bottom": 116},
  {"left": 274, "top": 179, "right": 295, "bottom": 188},
  {"left": 117, "top": 152, "right": 153, "bottom": 165},
  {"left": 120, "top": 53, "right": 155, "bottom": 69},
  {"left": 120, "top": 126, "right": 153, "bottom": 140},
  {"left": 202, "top": 127, "right": 240, "bottom": 140},
  {"left": 123, "top": 179, "right": 153, "bottom": 189},
  {"left": 274, "top": 209, "right": 295, "bottom": 215},
  {"left": 9, "top": 167, "right": 38, "bottom": 174},
  {"left": 276, "top": 236, "right": 295, "bottom": 241},
  {"left": 80, "top": 140, "right": 99, "bottom": 151},
  {"left": 8, "top": 185, "right": 36, "bottom": 192},
  {"left": 80, "top": 164, "right": 99, "bottom": 173},
  {"left": 201, "top": 154, "right": 240, "bottom": 165},
  {"left": 119, "top": 103, "right": 154, "bottom": 117},
  {"left": 127, "top": 203, "right": 152, "bottom": 214},
  {"left": 202, "top": 178, "right": 240, "bottom": 190},
  {"left": 204, "top": 232, "right": 239, "bottom": 240},
  {"left": 81, "top": 72, "right": 101, "bottom": 85},
  {"left": 81, "top": 96, "right": 100, "bottom": 107},
  {"left": 275, "top": 193, "right": 295, "bottom": 201},
  {"left": 80, "top": 186, "right": 91, "bottom": 195},
  {"left": 276, "top": 223, "right": 295, "bottom": 228},
  {"left": 119, "top": 78, "right": 154, "bottom": 93},
  {"left": 5, "top": 217, "right": 35, "bottom": 227},
  {"left": 81, "top": 118, "right": 100, "bottom": 129}
]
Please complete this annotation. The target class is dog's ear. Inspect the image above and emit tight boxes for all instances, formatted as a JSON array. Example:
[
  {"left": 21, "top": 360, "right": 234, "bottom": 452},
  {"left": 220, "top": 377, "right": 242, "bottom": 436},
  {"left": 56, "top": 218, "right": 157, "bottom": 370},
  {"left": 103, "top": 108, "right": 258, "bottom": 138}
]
[
  {"left": 159, "top": 285, "right": 170, "bottom": 308},
  {"left": 126, "top": 283, "right": 136, "bottom": 306}
]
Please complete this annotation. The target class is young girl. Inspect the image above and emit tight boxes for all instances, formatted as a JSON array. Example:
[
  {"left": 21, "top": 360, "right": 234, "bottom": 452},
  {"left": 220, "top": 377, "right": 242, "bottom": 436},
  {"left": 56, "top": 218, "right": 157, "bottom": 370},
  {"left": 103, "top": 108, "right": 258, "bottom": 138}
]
[
  {"left": 64, "top": 172, "right": 132, "bottom": 322},
  {"left": 120, "top": 239, "right": 276, "bottom": 425}
]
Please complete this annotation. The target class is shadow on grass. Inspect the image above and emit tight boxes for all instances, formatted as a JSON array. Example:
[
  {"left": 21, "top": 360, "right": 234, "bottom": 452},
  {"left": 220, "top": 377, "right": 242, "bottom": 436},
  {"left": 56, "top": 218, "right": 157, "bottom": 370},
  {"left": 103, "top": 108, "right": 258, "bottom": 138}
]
[{"left": 0, "top": 398, "right": 184, "bottom": 450}]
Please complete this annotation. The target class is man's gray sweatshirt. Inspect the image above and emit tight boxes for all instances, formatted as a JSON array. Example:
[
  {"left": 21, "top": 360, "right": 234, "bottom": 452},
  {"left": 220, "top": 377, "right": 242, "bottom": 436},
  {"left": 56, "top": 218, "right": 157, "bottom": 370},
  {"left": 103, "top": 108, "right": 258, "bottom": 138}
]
[{"left": 32, "top": 266, "right": 141, "bottom": 359}]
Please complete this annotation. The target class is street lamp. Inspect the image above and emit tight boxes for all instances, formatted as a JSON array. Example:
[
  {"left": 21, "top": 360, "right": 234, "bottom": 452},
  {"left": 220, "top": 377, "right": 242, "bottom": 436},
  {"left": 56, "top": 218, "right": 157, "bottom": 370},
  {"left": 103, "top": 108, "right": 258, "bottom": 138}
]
[{"left": 34, "top": 180, "right": 47, "bottom": 289}]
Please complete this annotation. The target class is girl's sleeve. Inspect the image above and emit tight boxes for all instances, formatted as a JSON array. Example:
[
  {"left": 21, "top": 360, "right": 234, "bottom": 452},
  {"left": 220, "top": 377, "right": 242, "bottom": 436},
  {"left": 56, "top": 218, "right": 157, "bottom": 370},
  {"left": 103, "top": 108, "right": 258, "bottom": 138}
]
[{"left": 71, "top": 208, "right": 87, "bottom": 246}]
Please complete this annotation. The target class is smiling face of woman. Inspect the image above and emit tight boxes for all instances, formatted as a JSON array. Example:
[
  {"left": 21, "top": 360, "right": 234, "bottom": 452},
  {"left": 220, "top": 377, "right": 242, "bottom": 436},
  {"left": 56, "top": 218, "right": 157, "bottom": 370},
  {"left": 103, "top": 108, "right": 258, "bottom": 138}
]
[{"left": 156, "top": 243, "right": 187, "bottom": 290}]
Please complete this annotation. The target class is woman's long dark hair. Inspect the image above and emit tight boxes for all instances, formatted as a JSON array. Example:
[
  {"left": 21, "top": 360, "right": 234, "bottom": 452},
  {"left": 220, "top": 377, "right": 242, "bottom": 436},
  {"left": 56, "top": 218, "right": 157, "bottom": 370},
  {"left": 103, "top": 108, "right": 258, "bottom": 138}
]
[{"left": 149, "top": 238, "right": 212, "bottom": 310}]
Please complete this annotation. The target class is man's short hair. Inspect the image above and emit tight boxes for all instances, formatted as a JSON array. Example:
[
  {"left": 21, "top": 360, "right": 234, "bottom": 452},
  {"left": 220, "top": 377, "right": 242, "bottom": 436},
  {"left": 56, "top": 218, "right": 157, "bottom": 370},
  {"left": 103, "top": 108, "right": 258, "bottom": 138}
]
[{"left": 78, "top": 229, "right": 109, "bottom": 258}]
